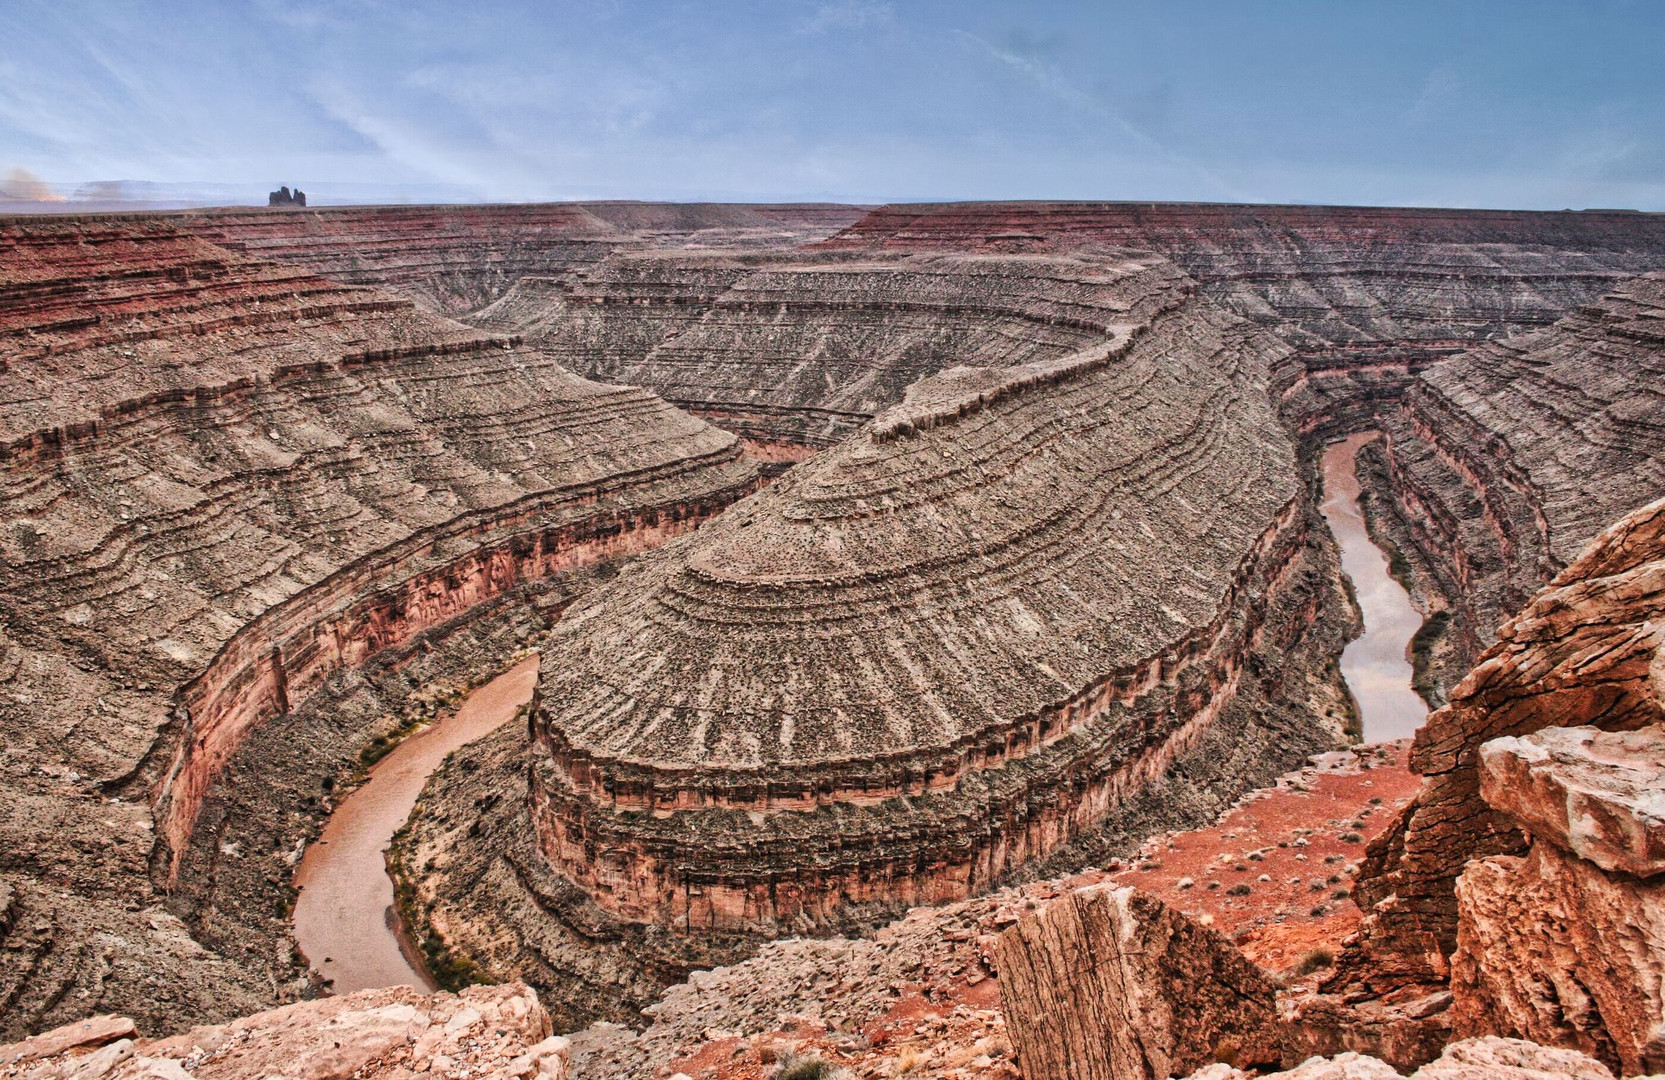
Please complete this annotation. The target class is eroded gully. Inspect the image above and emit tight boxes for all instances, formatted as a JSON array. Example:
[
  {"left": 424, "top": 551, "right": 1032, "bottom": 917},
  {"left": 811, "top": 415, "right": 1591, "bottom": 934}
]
[
  {"left": 292, "top": 655, "right": 540, "bottom": 993},
  {"left": 1318, "top": 432, "right": 1429, "bottom": 742}
]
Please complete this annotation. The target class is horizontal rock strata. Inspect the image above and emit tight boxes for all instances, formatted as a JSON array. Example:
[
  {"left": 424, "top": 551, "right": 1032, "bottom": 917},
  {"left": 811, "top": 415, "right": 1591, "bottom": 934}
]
[
  {"left": 525, "top": 255, "right": 1347, "bottom": 933},
  {"left": 1367, "top": 276, "right": 1665, "bottom": 680},
  {"left": 177, "top": 203, "right": 866, "bottom": 316},
  {"left": 0, "top": 218, "right": 755, "bottom": 1035},
  {"left": 469, "top": 251, "right": 1182, "bottom": 448}
]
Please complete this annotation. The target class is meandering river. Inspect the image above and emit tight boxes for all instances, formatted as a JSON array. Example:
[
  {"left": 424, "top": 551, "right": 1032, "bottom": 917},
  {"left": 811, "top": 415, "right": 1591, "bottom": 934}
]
[
  {"left": 293, "top": 433, "right": 1429, "bottom": 991},
  {"left": 292, "top": 655, "right": 540, "bottom": 993},
  {"left": 1318, "top": 432, "right": 1429, "bottom": 742}
]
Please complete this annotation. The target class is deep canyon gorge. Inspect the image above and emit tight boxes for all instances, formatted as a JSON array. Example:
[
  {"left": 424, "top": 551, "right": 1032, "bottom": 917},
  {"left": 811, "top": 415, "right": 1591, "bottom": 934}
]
[{"left": 0, "top": 200, "right": 1662, "bottom": 1080}]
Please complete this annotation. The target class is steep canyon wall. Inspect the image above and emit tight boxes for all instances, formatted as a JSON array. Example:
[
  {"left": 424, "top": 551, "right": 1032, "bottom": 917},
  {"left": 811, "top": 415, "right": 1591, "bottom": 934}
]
[{"left": 0, "top": 218, "right": 757, "bottom": 1035}]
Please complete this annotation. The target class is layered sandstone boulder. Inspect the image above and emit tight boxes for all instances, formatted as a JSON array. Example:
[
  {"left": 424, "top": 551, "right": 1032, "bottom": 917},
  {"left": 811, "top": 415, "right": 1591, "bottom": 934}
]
[
  {"left": 0, "top": 218, "right": 756, "bottom": 1035},
  {"left": 1452, "top": 726, "right": 1665, "bottom": 1075},
  {"left": 523, "top": 253, "right": 1347, "bottom": 935},
  {"left": 994, "top": 884, "right": 1286, "bottom": 1080},
  {"left": 1477, "top": 725, "right": 1665, "bottom": 878}
]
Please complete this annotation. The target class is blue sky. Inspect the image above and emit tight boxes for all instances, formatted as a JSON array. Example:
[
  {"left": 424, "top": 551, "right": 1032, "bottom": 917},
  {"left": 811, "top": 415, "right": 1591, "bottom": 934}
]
[{"left": 2, "top": 0, "right": 1663, "bottom": 208}]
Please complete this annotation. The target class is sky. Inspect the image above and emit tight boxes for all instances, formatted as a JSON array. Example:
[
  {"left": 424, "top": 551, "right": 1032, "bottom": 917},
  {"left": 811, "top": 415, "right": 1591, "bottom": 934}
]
[{"left": 2, "top": 0, "right": 1664, "bottom": 209}]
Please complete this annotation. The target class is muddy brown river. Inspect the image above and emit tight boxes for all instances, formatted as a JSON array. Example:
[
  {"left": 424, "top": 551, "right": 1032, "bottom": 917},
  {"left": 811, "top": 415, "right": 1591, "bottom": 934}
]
[
  {"left": 293, "top": 655, "right": 540, "bottom": 993},
  {"left": 1319, "top": 432, "right": 1429, "bottom": 742},
  {"left": 293, "top": 435, "right": 1426, "bottom": 991}
]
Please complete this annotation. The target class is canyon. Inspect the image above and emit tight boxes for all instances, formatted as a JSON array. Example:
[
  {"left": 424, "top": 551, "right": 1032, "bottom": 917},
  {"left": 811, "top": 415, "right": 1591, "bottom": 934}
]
[{"left": 0, "top": 199, "right": 1662, "bottom": 1080}]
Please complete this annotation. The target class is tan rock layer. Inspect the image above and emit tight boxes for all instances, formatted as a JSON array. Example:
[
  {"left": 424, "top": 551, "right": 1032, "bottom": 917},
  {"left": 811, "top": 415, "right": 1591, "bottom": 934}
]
[
  {"left": 1340, "top": 497, "right": 1665, "bottom": 992},
  {"left": 995, "top": 884, "right": 1286, "bottom": 1080}
]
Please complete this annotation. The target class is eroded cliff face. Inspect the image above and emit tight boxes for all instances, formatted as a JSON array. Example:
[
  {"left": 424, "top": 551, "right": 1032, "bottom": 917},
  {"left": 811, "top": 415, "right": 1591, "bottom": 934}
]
[
  {"left": 1358, "top": 276, "right": 1665, "bottom": 694},
  {"left": 515, "top": 252, "right": 1350, "bottom": 938},
  {"left": 465, "top": 251, "right": 1172, "bottom": 449},
  {"left": 1298, "top": 496, "right": 1665, "bottom": 1065},
  {"left": 0, "top": 218, "right": 757, "bottom": 1036},
  {"left": 176, "top": 203, "right": 866, "bottom": 317}
]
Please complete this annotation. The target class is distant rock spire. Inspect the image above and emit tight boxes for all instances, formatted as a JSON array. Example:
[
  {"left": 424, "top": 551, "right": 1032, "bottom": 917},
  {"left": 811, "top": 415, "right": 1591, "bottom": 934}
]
[{"left": 268, "top": 185, "right": 306, "bottom": 207}]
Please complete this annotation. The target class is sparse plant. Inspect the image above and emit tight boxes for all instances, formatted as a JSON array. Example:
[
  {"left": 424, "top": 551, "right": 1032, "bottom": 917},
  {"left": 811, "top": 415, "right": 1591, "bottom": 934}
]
[
  {"left": 778, "top": 1054, "right": 829, "bottom": 1080},
  {"left": 1292, "top": 946, "right": 1334, "bottom": 975}
]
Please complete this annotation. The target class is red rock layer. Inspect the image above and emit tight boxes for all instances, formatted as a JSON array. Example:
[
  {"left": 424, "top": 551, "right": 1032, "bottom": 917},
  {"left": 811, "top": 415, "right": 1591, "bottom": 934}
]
[
  {"left": 1333, "top": 497, "right": 1665, "bottom": 998},
  {"left": 0, "top": 217, "right": 756, "bottom": 1031},
  {"left": 525, "top": 256, "right": 1348, "bottom": 931}
]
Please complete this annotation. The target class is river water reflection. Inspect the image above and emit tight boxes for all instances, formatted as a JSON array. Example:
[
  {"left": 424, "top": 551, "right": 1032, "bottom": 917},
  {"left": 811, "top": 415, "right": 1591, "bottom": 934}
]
[{"left": 1318, "top": 433, "right": 1429, "bottom": 742}]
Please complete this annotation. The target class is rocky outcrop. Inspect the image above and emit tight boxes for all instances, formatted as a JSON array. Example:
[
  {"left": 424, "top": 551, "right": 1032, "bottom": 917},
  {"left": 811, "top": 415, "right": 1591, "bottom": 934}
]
[
  {"left": 994, "top": 884, "right": 1286, "bottom": 1080},
  {"left": 1477, "top": 725, "right": 1665, "bottom": 879},
  {"left": 0, "top": 218, "right": 756, "bottom": 1036},
  {"left": 0, "top": 983, "right": 562, "bottom": 1080},
  {"left": 177, "top": 203, "right": 865, "bottom": 316},
  {"left": 1338, "top": 496, "right": 1665, "bottom": 995},
  {"left": 1451, "top": 725, "right": 1665, "bottom": 1075},
  {"left": 1184, "top": 1036, "right": 1627, "bottom": 1080},
  {"left": 520, "top": 253, "right": 1351, "bottom": 936}
]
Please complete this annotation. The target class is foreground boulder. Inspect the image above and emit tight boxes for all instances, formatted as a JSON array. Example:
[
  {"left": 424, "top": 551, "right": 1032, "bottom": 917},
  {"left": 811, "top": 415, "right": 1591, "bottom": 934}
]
[
  {"left": 1185, "top": 1035, "right": 1625, "bottom": 1079},
  {"left": 0, "top": 983, "right": 563, "bottom": 1080},
  {"left": 1298, "top": 496, "right": 1665, "bottom": 1068},
  {"left": 994, "top": 883, "right": 1286, "bottom": 1080},
  {"left": 1452, "top": 725, "right": 1665, "bottom": 1076}
]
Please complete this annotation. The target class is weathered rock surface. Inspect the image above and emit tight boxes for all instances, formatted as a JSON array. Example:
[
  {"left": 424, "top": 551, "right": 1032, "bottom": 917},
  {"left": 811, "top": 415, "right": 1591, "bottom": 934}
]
[
  {"left": 1452, "top": 839, "right": 1665, "bottom": 1075},
  {"left": 179, "top": 203, "right": 865, "bottom": 316},
  {"left": 994, "top": 884, "right": 1286, "bottom": 1080},
  {"left": 0, "top": 218, "right": 756, "bottom": 1036},
  {"left": 520, "top": 253, "right": 1353, "bottom": 935},
  {"left": 1478, "top": 725, "right": 1665, "bottom": 879},
  {"left": 1185, "top": 1036, "right": 1627, "bottom": 1079},
  {"left": 0, "top": 983, "right": 559, "bottom": 1080}
]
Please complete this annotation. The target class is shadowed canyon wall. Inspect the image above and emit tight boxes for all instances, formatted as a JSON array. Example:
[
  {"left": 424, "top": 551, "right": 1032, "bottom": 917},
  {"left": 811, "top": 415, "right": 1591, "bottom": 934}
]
[{"left": 0, "top": 217, "right": 757, "bottom": 1036}]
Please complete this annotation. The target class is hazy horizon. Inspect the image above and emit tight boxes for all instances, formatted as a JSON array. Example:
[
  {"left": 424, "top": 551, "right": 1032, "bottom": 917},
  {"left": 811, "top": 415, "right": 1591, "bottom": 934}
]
[{"left": 4, "top": 1, "right": 1664, "bottom": 211}]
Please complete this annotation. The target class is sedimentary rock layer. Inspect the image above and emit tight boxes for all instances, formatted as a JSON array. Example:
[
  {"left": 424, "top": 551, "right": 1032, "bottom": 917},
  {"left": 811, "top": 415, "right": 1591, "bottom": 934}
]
[
  {"left": 526, "top": 254, "right": 1344, "bottom": 932},
  {"left": 1334, "top": 496, "right": 1665, "bottom": 1002},
  {"left": 177, "top": 202, "right": 865, "bottom": 316},
  {"left": 468, "top": 251, "right": 1177, "bottom": 448},
  {"left": 995, "top": 884, "right": 1286, "bottom": 1080},
  {"left": 0, "top": 218, "right": 755, "bottom": 1035},
  {"left": 1367, "top": 275, "right": 1665, "bottom": 676}
]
